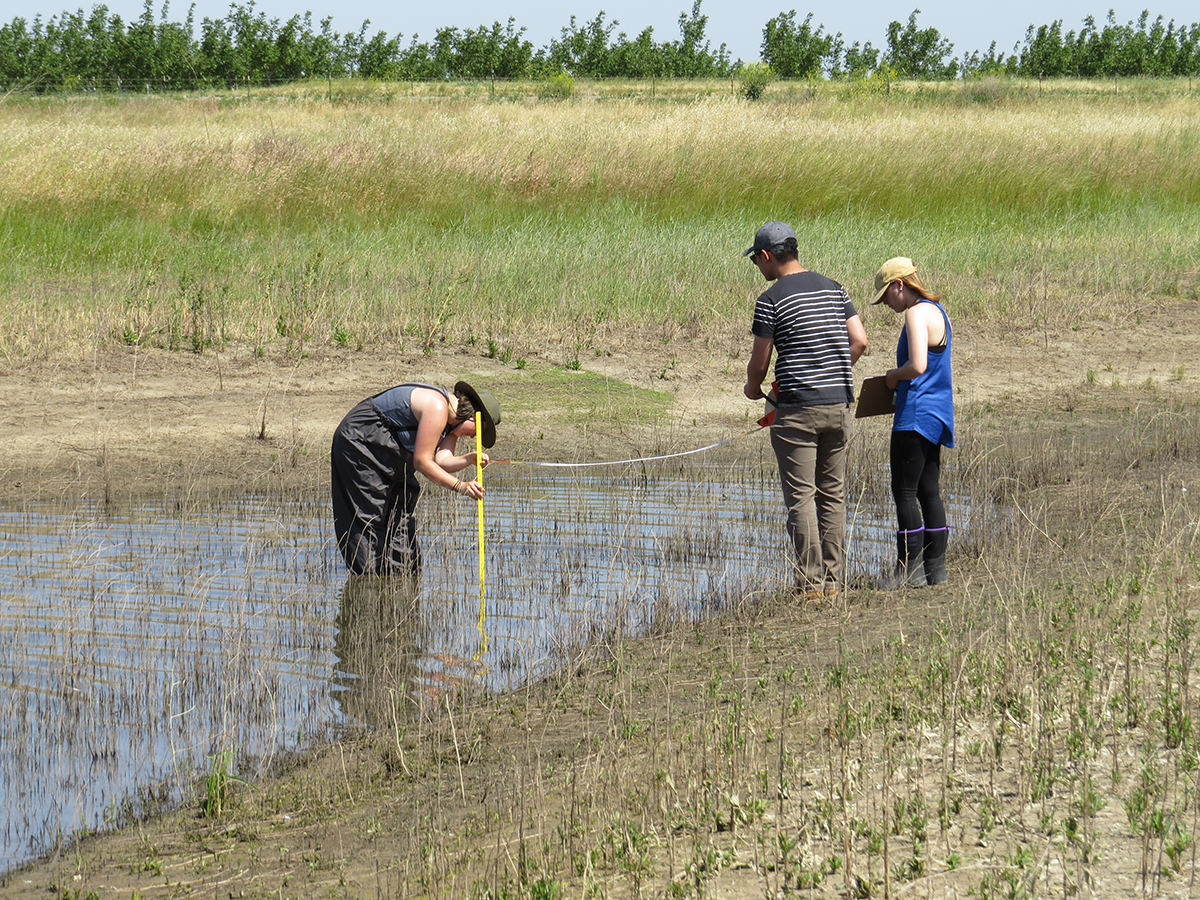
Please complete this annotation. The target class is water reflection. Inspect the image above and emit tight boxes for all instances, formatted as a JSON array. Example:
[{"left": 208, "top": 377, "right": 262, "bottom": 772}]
[
  {"left": 0, "top": 459, "right": 925, "bottom": 874},
  {"left": 0, "top": 496, "right": 336, "bottom": 875},
  {"left": 331, "top": 574, "right": 487, "bottom": 725}
]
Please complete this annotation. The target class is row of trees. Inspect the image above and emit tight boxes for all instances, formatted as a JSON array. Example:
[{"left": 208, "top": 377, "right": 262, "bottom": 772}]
[
  {"left": 1014, "top": 10, "right": 1200, "bottom": 77},
  {"left": 759, "top": 10, "right": 957, "bottom": 80},
  {"left": 759, "top": 9, "right": 1200, "bottom": 79},
  {"left": 360, "top": 4, "right": 732, "bottom": 81},
  {"left": 1, "top": 1, "right": 1198, "bottom": 90},
  {"left": 0, "top": 0, "right": 733, "bottom": 87}
]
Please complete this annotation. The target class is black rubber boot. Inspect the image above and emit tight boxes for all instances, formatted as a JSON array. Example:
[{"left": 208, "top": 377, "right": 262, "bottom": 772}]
[
  {"left": 924, "top": 527, "right": 948, "bottom": 585},
  {"left": 873, "top": 529, "right": 926, "bottom": 589}
]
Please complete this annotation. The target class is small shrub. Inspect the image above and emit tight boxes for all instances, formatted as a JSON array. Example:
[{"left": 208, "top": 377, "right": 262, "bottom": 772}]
[
  {"left": 539, "top": 71, "right": 575, "bottom": 100},
  {"left": 738, "top": 62, "right": 775, "bottom": 101}
]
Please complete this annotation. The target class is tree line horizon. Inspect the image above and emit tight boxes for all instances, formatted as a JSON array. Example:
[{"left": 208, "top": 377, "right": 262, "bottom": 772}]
[{"left": 2, "top": 0, "right": 1198, "bottom": 90}]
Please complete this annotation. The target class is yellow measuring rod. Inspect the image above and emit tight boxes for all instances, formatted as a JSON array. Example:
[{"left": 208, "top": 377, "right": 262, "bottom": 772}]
[{"left": 474, "top": 410, "right": 488, "bottom": 656}]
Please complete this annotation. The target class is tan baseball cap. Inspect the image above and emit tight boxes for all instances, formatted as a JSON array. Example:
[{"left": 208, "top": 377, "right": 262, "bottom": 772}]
[{"left": 872, "top": 257, "right": 918, "bottom": 304}]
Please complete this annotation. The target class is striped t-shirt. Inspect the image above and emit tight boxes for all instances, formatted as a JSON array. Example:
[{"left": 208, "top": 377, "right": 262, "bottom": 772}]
[{"left": 751, "top": 270, "right": 856, "bottom": 407}]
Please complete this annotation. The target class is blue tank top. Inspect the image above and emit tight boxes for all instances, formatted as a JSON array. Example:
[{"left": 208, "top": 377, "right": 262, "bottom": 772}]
[
  {"left": 370, "top": 383, "right": 450, "bottom": 452},
  {"left": 894, "top": 300, "right": 954, "bottom": 448}
]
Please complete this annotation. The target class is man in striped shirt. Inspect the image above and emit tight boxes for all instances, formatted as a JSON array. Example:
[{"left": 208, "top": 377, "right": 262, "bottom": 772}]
[{"left": 743, "top": 221, "right": 868, "bottom": 598}]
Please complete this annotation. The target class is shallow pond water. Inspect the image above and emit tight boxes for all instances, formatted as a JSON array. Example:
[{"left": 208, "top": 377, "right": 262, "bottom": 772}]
[{"left": 0, "top": 459, "right": 932, "bottom": 873}]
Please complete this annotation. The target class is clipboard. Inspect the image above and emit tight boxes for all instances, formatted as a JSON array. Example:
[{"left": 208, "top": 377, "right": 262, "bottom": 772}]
[{"left": 855, "top": 375, "right": 896, "bottom": 419}]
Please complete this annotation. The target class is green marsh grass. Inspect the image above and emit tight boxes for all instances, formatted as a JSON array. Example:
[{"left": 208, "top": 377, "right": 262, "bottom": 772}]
[{"left": 1, "top": 80, "right": 1197, "bottom": 359}]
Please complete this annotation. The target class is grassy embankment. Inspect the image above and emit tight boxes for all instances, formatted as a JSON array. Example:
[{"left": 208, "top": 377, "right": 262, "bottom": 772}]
[
  {"left": 0, "top": 77, "right": 1196, "bottom": 363},
  {"left": 4, "top": 79, "right": 1200, "bottom": 898}
]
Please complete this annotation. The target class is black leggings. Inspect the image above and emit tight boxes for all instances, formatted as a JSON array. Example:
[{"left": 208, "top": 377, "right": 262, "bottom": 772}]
[{"left": 890, "top": 430, "right": 946, "bottom": 533}]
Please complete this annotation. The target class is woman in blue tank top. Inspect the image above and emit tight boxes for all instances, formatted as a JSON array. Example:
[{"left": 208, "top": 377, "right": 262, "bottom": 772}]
[{"left": 870, "top": 258, "right": 954, "bottom": 589}]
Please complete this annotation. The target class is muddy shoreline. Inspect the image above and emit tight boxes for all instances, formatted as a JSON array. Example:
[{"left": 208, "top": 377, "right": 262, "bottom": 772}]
[
  {"left": 5, "top": 307, "right": 1200, "bottom": 898},
  {"left": 1, "top": 340, "right": 750, "bottom": 504}
]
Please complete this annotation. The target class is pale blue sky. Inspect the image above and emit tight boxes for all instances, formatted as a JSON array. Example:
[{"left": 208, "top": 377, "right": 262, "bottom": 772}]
[{"left": 4, "top": 0, "right": 1197, "bottom": 64}]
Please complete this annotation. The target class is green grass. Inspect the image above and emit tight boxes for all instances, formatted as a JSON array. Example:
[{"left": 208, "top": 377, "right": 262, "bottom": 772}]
[{"left": 0, "top": 79, "right": 1197, "bottom": 358}]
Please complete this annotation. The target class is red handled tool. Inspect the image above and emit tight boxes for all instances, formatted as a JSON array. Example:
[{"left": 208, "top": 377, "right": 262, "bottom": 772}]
[{"left": 758, "top": 381, "right": 780, "bottom": 427}]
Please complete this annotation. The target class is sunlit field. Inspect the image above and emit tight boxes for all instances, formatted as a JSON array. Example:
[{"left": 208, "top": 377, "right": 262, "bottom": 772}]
[
  {"left": 5, "top": 77, "right": 1200, "bottom": 897},
  {"left": 0, "top": 77, "right": 1196, "bottom": 360}
]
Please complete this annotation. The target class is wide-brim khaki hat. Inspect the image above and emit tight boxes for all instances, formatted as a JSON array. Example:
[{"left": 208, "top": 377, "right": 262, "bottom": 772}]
[
  {"left": 872, "top": 257, "right": 918, "bottom": 304},
  {"left": 455, "top": 381, "right": 501, "bottom": 448}
]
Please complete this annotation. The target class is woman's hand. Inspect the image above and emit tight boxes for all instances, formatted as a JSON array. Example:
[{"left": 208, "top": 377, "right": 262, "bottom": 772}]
[{"left": 457, "top": 479, "right": 485, "bottom": 499}]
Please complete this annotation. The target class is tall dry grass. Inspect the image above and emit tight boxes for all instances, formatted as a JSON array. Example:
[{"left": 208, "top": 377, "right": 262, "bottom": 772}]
[{"left": 0, "top": 80, "right": 1197, "bottom": 359}]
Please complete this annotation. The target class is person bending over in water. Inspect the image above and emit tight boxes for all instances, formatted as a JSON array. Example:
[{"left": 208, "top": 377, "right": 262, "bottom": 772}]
[{"left": 331, "top": 381, "right": 501, "bottom": 576}]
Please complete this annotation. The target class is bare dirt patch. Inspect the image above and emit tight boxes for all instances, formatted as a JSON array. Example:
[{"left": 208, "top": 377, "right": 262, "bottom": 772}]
[{"left": 3, "top": 302, "right": 1197, "bottom": 504}]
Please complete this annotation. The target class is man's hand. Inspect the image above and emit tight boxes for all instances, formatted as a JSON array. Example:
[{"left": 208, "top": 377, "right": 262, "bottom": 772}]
[{"left": 745, "top": 336, "right": 774, "bottom": 402}]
